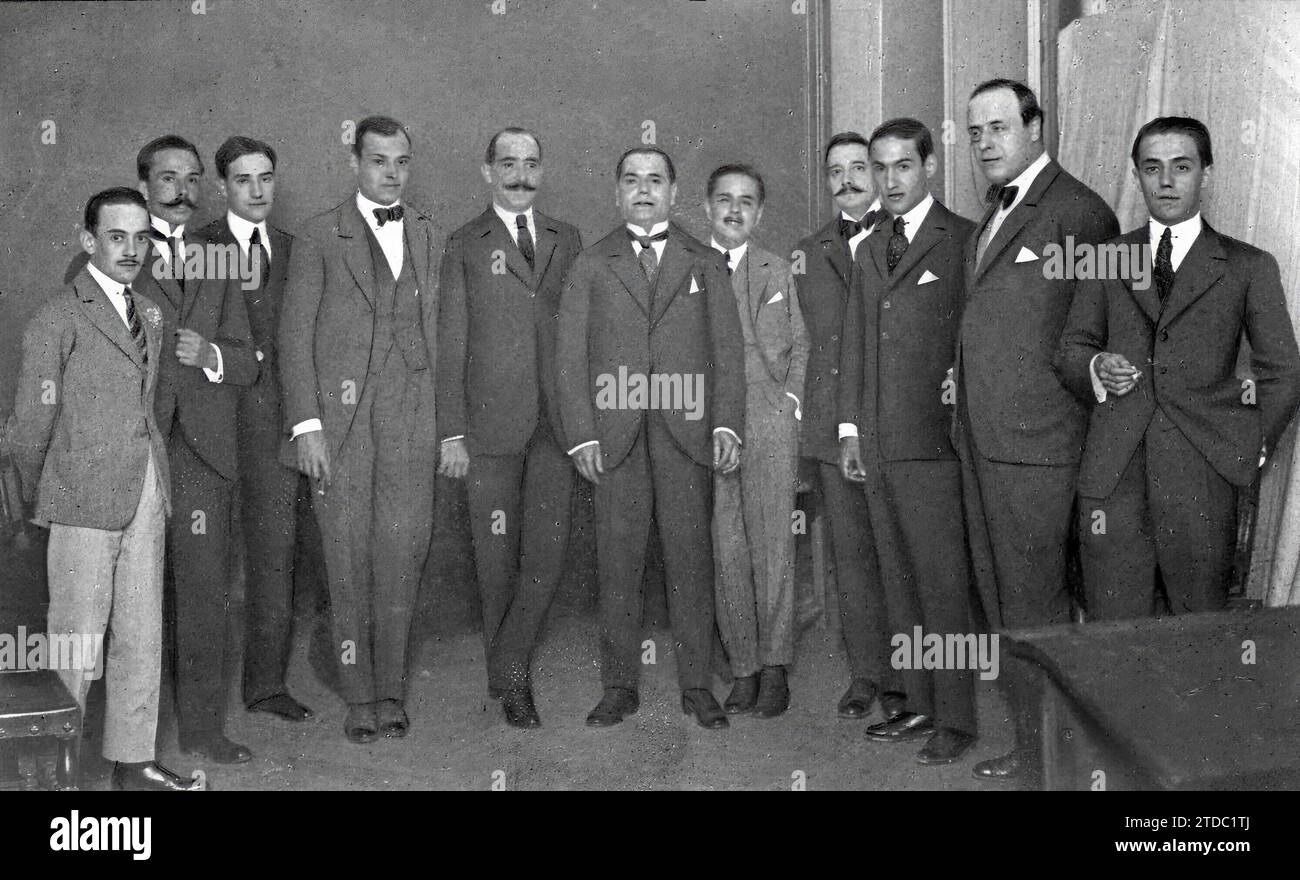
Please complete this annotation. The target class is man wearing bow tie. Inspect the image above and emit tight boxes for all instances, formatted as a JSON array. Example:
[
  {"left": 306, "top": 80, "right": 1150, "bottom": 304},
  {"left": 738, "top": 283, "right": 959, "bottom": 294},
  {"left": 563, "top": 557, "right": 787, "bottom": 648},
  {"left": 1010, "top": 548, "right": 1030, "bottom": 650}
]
[
  {"left": 556, "top": 147, "right": 744, "bottom": 729},
  {"left": 794, "top": 131, "right": 903, "bottom": 724},
  {"left": 706, "top": 164, "right": 809, "bottom": 718},
  {"left": 132, "top": 135, "right": 260, "bottom": 765},
  {"left": 435, "top": 128, "right": 582, "bottom": 728},
  {"left": 955, "top": 80, "right": 1118, "bottom": 782},
  {"left": 196, "top": 136, "right": 316, "bottom": 725},
  {"left": 1056, "top": 117, "right": 1300, "bottom": 621},
  {"left": 837, "top": 119, "right": 978, "bottom": 765},
  {"left": 279, "top": 115, "right": 441, "bottom": 744},
  {"left": 5, "top": 188, "right": 200, "bottom": 790}
]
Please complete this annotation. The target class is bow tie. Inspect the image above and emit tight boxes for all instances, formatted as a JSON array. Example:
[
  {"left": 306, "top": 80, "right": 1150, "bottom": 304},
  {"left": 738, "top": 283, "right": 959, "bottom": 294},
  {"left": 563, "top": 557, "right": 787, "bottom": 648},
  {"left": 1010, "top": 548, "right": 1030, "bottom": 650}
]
[
  {"left": 986, "top": 184, "right": 1019, "bottom": 210},
  {"left": 373, "top": 205, "right": 405, "bottom": 226},
  {"left": 839, "top": 210, "right": 883, "bottom": 241},
  {"left": 627, "top": 228, "right": 669, "bottom": 249},
  {"left": 147, "top": 228, "right": 178, "bottom": 243}
]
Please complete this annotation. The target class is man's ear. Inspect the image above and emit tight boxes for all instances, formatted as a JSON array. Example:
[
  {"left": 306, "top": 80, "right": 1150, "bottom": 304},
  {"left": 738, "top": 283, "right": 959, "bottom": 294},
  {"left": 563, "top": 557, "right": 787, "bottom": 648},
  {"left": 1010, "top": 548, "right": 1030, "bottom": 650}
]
[
  {"left": 480, "top": 164, "right": 494, "bottom": 187},
  {"left": 754, "top": 204, "right": 765, "bottom": 229},
  {"left": 348, "top": 153, "right": 359, "bottom": 175},
  {"left": 215, "top": 179, "right": 228, "bottom": 201},
  {"left": 1028, "top": 116, "right": 1043, "bottom": 144},
  {"left": 668, "top": 182, "right": 678, "bottom": 207},
  {"left": 924, "top": 153, "right": 938, "bottom": 179},
  {"left": 80, "top": 229, "right": 95, "bottom": 255}
]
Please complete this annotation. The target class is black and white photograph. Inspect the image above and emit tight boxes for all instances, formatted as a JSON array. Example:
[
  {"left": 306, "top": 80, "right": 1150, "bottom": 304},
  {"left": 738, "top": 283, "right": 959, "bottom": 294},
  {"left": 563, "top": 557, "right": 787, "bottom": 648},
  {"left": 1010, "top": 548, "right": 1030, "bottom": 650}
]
[{"left": 0, "top": 0, "right": 1295, "bottom": 850}]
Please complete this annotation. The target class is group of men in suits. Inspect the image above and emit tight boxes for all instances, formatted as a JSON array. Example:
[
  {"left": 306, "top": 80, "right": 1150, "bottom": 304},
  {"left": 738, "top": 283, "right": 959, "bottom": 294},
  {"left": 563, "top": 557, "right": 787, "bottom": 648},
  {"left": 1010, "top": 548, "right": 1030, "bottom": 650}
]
[{"left": 6, "top": 73, "right": 1298, "bottom": 787}]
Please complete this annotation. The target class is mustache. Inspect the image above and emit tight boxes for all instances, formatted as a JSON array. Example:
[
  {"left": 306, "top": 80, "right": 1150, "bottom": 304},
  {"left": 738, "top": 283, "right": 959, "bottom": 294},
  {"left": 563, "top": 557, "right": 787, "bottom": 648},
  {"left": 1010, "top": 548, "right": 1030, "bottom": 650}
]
[
  {"left": 834, "top": 183, "right": 866, "bottom": 196},
  {"left": 504, "top": 183, "right": 537, "bottom": 192},
  {"left": 161, "top": 194, "right": 198, "bottom": 209}
]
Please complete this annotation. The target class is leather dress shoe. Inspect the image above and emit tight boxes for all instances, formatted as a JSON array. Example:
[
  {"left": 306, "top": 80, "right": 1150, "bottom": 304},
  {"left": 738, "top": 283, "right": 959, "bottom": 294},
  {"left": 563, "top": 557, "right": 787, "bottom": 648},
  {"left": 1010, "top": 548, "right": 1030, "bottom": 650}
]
[
  {"left": 247, "top": 693, "right": 314, "bottom": 722},
  {"left": 502, "top": 688, "right": 542, "bottom": 729},
  {"left": 916, "top": 728, "right": 978, "bottom": 765},
  {"left": 343, "top": 703, "right": 379, "bottom": 744},
  {"left": 880, "top": 691, "right": 907, "bottom": 720},
  {"left": 111, "top": 761, "right": 202, "bottom": 791},
  {"left": 973, "top": 750, "right": 1028, "bottom": 781},
  {"left": 180, "top": 733, "right": 252, "bottom": 764},
  {"left": 681, "top": 688, "right": 729, "bottom": 729},
  {"left": 837, "top": 678, "right": 878, "bottom": 718},
  {"left": 376, "top": 699, "right": 409, "bottom": 738},
  {"left": 753, "top": 665, "right": 790, "bottom": 718},
  {"left": 864, "top": 711, "right": 935, "bottom": 742},
  {"left": 586, "top": 687, "right": 639, "bottom": 727},
  {"left": 724, "top": 675, "right": 759, "bottom": 714}
]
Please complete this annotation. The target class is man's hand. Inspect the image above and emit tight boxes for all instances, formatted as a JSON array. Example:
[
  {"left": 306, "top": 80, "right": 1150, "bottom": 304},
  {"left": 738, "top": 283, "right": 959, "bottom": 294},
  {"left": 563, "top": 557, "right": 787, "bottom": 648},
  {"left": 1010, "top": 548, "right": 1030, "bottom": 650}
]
[
  {"left": 571, "top": 443, "right": 603, "bottom": 484},
  {"left": 295, "top": 430, "right": 331, "bottom": 493},
  {"left": 1094, "top": 352, "right": 1141, "bottom": 396},
  {"left": 437, "top": 438, "right": 470, "bottom": 479},
  {"left": 175, "top": 329, "right": 217, "bottom": 370},
  {"left": 840, "top": 436, "right": 867, "bottom": 483},
  {"left": 713, "top": 431, "right": 740, "bottom": 474}
]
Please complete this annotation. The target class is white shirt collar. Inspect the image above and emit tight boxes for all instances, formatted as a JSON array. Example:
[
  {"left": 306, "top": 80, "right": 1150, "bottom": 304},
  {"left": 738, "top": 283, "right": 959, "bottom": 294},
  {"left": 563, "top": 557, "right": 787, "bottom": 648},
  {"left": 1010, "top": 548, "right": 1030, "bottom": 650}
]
[
  {"left": 710, "top": 238, "right": 749, "bottom": 268},
  {"left": 85, "top": 260, "right": 126, "bottom": 296},
  {"left": 226, "top": 211, "right": 270, "bottom": 254},
  {"left": 841, "top": 197, "right": 882, "bottom": 224},
  {"left": 884, "top": 193, "right": 934, "bottom": 243},
  {"left": 493, "top": 202, "right": 534, "bottom": 231},
  {"left": 356, "top": 190, "right": 403, "bottom": 232},
  {"left": 1149, "top": 211, "right": 1202, "bottom": 243},
  {"left": 627, "top": 220, "right": 669, "bottom": 239},
  {"left": 150, "top": 215, "right": 184, "bottom": 239},
  {"left": 997, "top": 151, "right": 1051, "bottom": 212}
]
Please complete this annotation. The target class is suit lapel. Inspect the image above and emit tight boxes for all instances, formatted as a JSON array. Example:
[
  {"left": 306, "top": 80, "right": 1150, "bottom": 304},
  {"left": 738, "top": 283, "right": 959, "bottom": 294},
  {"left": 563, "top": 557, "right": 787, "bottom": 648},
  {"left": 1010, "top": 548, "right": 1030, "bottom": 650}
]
[
  {"left": 339, "top": 202, "right": 377, "bottom": 309},
  {"left": 975, "top": 160, "right": 1063, "bottom": 282},
  {"left": 604, "top": 232, "right": 651, "bottom": 317},
  {"left": 649, "top": 229, "right": 692, "bottom": 326},
  {"left": 1114, "top": 227, "right": 1160, "bottom": 325},
  {"left": 819, "top": 219, "right": 851, "bottom": 289},
  {"left": 147, "top": 240, "right": 184, "bottom": 311},
  {"left": 75, "top": 271, "right": 145, "bottom": 370},
  {"left": 1159, "top": 224, "right": 1227, "bottom": 329},
  {"left": 405, "top": 215, "right": 430, "bottom": 291},
  {"left": 965, "top": 198, "right": 999, "bottom": 290},
  {"left": 485, "top": 209, "right": 535, "bottom": 288},
  {"left": 533, "top": 213, "right": 560, "bottom": 287},
  {"left": 268, "top": 226, "right": 291, "bottom": 293},
  {"left": 886, "top": 205, "right": 947, "bottom": 289},
  {"left": 747, "top": 251, "right": 772, "bottom": 323}
]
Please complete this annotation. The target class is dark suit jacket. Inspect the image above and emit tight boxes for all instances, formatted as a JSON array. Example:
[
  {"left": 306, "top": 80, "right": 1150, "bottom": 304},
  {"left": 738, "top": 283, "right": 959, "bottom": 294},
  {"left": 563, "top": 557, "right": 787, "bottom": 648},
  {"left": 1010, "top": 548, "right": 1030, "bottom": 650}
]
[
  {"left": 954, "top": 159, "right": 1120, "bottom": 465},
  {"left": 793, "top": 217, "right": 858, "bottom": 464},
  {"left": 556, "top": 223, "right": 744, "bottom": 469},
  {"left": 436, "top": 206, "right": 581, "bottom": 454},
  {"left": 840, "top": 201, "right": 975, "bottom": 462},
  {"left": 1055, "top": 222, "right": 1300, "bottom": 497},
  {"left": 3, "top": 268, "right": 170, "bottom": 528},
  {"left": 278, "top": 198, "right": 442, "bottom": 463}
]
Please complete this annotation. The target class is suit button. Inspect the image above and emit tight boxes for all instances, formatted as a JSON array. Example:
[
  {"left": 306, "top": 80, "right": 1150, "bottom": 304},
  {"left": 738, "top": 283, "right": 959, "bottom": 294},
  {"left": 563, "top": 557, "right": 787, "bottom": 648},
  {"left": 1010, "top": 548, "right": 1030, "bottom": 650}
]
[
  {"left": 1160, "top": 366, "right": 1168, "bottom": 375},
  {"left": 1160, "top": 329, "right": 1169, "bottom": 341},
  {"left": 882, "top": 301, "right": 891, "bottom": 309},
  {"left": 830, "top": 368, "right": 839, "bottom": 375},
  {"left": 831, "top": 334, "right": 838, "bottom": 342},
  {"left": 881, "top": 332, "right": 889, "bottom": 340}
]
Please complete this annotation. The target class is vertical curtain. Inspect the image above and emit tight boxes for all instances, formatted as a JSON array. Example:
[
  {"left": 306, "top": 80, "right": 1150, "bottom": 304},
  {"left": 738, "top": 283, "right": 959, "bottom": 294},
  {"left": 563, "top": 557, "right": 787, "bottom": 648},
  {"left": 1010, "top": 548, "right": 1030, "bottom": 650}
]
[{"left": 1057, "top": 0, "right": 1300, "bottom": 605}]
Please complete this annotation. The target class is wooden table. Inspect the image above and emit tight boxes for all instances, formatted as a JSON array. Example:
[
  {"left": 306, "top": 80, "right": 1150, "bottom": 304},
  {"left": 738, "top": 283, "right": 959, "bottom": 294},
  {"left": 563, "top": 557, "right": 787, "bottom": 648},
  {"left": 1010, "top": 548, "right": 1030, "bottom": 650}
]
[{"left": 1003, "top": 607, "right": 1300, "bottom": 790}]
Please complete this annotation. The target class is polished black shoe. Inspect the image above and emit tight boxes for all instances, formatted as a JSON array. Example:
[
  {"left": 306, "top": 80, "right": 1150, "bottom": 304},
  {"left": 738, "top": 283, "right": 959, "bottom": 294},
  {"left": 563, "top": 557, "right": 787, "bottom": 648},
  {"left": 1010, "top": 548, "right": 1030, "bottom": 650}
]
[
  {"left": 180, "top": 733, "right": 252, "bottom": 764},
  {"left": 111, "top": 761, "right": 202, "bottom": 791},
  {"left": 376, "top": 699, "right": 409, "bottom": 738},
  {"left": 681, "top": 688, "right": 729, "bottom": 729},
  {"left": 502, "top": 688, "right": 542, "bottom": 729},
  {"left": 864, "top": 711, "right": 935, "bottom": 742},
  {"left": 973, "top": 750, "right": 1026, "bottom": 780},
  {"left": 585, "top": 687, "right": 639, "bottom": 727},
  {"left": 917, "top": 728, "right": 978, "bottom": 765},
  {"left": 880, "top": 690, "right": 908, "bottom": 721},
  {"left": 343, "top": 703, "right": 379, "bottom": 744},
  {"left": 753, "top": 665, "right": 790, "bottom": 718},
  {"left": 247, "top": 692, "right": 314, "bottom": 722},
  {"left": 724, "top": 675, "right": 759, "bottom": 714},
  {"left": 837, "top": 678, "right": 878, "bottom": 719}
]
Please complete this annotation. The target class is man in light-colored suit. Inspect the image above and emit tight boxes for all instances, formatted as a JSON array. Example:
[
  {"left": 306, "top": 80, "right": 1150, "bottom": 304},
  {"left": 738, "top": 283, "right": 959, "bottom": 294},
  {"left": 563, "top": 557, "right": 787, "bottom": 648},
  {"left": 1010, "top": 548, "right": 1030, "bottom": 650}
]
[
  {"left": 4, "top": 188, "right": 198, "bottom": 790},
  {"left": 706, "top": 164, "right": 809, "bottom": 718},
  {"left": 279, "top": 115, "right": 441, "bottom": 744}
]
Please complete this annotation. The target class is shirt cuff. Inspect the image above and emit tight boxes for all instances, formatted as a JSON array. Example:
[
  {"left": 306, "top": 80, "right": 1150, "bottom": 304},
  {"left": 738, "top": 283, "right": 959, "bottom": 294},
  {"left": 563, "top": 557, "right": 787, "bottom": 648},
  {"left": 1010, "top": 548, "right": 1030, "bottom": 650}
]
[
  {"left": 713, "top": 427, "right": 741, "bottom": 446},
  {"left": 291, "top": 419, "right": 323, "bottom": 440},
  {"left": 838, "top": 422, "right": 859, "bottom": 440},
  {"left": 567, "top": 439, "right": 599, "bottom": 456},
  {"left": 202, "top": 344, "right": 224, "bottom": 383},
  {"left": 785, "top": 392, "right": 802, "bottom": 421},
  {"left": 1089, "top": 353, "right": 1108, "bottom": 403},
  {"left": 441, "top": 435, "right": 465, "bottom": 443}
]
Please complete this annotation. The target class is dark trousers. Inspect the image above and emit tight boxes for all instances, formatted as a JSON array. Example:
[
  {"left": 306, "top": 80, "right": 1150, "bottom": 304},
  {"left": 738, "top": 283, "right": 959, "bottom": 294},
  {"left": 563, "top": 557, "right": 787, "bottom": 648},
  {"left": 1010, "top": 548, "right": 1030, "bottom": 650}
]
[
  {"left": 594, "top": 414, "right": 714, "bottom": 692},
  {"left": 309, "top": 360, "right": 436, "bottom": 705},
  {"left": 465, "top": 423, "right": 575, "bottom": 691},
  {"left": 167, "top": 433, "right": 235, "bottom": 741},
  {"left": 1079, "top": 409, "right": 1237, "bottom": 620},
  {"left": 813, "top": 459, "right": 898, "bottom": 691},
  {"left": 237, "top": 375, "right": 312, "bottom": 705},
  {"left": 862, "top": 459, "right": 976, "bottom": 734}
]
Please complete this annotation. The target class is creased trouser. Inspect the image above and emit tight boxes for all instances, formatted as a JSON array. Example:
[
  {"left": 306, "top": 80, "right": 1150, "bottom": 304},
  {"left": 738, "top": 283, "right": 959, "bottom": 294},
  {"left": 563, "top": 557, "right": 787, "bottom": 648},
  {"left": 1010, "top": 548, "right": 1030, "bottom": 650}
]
[{"left": 48, "top": 452, "right": 166, "bottom": 763}]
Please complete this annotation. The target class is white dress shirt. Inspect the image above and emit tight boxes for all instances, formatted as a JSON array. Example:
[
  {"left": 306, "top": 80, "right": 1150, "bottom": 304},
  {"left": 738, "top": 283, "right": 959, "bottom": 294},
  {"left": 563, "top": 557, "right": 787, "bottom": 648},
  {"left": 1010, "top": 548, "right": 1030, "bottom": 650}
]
[
  {"left": 85, "top": 260, "right": 131, "bottom": 327},
  {"left": 566, "top": 220, "right": 740, "bottom": 456},
  {"left": 839, "top": 194, "right": 935, "bottom": 440},
  {"left": 493, "top": 202, "right": 536, "bottom": 247},
  {"left": 982, "top": 151, "right": 1051, "bottom": 246},
  {"left": 149, "top": 215, "right": 223, "bottom": 383},
  {"left": 845, "top": 198, "right": 883, "bottom": 259},
  {"left": 226, "top": 210, "right": 272, "bottom": 261},
  {"left": 356, "top": 190, "right": 404, "bottom": 278}
]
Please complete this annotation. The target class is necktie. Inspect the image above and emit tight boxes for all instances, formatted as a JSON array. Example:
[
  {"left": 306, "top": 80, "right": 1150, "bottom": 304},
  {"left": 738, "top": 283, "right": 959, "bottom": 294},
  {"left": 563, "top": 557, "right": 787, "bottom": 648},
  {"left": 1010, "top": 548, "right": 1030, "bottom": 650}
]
[
  {"left": 628, "top": 228, "right": 669, "bottom": 281},
  {"left": 1154, "top": 226, "right": 1174, "bottom": 303},
  {"left": 886, "top": 216, "right": 909, "bottom": 273},
  {"left": 248, "top": 226, "right": 271, "bottom": 289},
  {"left": 122, "top": 285, "right": 148, "bottom": 362},
  {"left": 724, "top": 250, "right": 733, "bottom": 276},
  {"left": 515, "top": 214, "right": 535, "bottom": 269},
  {"left": 373, "top": 205, "right": 404, "bottom": 226}
]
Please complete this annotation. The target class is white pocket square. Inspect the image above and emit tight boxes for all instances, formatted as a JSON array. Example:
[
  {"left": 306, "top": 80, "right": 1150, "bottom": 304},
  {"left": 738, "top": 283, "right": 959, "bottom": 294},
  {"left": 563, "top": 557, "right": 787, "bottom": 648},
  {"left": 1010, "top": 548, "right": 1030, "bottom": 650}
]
[
  {"left": 917, "top": 270, "right": 939, "bottom": 285},
  {"left": 766, "top": 291, "right": 784, "bottom": 305},
  {"left": 689, "top": 276, "right": 701, "bottom": 294},
  {"left": 1015, "top": 246, "right": 1039, "bottom": 263}
]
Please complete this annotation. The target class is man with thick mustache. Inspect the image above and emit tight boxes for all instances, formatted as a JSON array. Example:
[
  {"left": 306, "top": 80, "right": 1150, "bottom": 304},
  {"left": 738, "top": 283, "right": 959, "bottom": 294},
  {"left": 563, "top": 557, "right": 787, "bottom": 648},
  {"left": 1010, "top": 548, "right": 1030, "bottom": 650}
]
[
  {"left": 556, "top": 147, "right": 744, "bottom": 729},
  {"left": 436, "top": 128, "right": 582, "bottom": 728}
]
